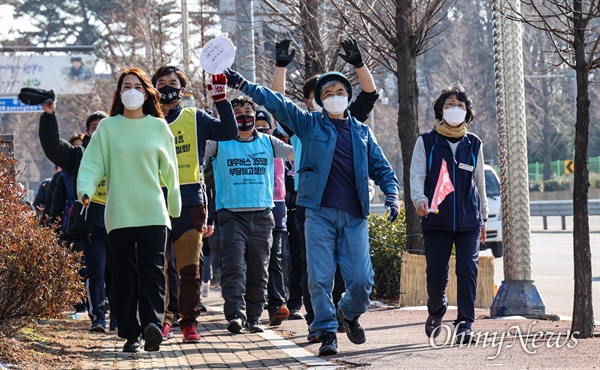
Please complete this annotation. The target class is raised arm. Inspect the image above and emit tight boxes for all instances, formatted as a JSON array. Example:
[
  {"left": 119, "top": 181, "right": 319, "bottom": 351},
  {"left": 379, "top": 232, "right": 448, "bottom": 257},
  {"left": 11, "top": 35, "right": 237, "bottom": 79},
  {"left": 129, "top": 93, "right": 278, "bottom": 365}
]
[
  {"left": 272, "top": 39, "right": 295, "bottom": 94},
  {"left": 339, "top": 38, "right": 379, "bottom": 122},
  {"left": 38, "top": 101, "right": 82, "bottom": 174}
]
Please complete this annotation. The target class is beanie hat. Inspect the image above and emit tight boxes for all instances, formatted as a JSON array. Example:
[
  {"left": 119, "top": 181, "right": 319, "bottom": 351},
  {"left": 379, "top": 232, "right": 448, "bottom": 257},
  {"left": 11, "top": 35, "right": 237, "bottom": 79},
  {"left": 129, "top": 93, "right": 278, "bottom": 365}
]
[
  {"left": 313, "top": 71, "right": 352, "bottom": 107},
  {"left": 255, "top": 107, "right": 274, "bottom": 129}
]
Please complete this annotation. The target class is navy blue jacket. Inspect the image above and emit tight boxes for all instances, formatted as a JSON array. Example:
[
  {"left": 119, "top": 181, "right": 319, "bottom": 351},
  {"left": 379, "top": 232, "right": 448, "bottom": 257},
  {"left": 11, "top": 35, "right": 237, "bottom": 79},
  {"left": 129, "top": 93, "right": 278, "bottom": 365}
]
[{"left": 421, "top": 130, "right": 483, "bottom": 231}]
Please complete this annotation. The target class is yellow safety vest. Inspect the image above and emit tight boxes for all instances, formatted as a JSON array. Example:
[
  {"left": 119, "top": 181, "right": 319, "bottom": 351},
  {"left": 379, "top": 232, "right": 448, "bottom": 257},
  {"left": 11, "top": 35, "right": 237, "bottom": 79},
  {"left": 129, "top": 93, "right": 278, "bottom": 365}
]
[{"left": 169, "top": 107, "right": 200, "bottom": 185}]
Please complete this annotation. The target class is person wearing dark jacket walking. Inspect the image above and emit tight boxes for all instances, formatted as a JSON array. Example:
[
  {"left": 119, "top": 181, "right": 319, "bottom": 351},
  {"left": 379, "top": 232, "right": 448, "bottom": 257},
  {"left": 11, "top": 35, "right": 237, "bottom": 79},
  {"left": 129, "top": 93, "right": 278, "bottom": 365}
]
[
  {"left": 151, "top": 66, "right": 238, "bottom": 343},
  {"left": 38, "top": 104, "right": 113, "bottom": 333},
  {"left": 410, "top": 84, "right": 488, "bottom": 344}
]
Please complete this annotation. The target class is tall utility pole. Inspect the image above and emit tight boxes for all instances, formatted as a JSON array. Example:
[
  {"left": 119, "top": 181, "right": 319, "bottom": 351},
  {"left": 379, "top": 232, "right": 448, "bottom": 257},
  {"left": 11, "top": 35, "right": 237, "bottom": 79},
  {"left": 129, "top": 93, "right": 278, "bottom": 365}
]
[
  {"left": 490, "top": 0, "right": 545, "bottom": 317},
  {"left": 182, "top": 0, "right": 190, "bottom": 76},
  {"left": 235, "top": 0, "right": 256, "bottom": 82}
]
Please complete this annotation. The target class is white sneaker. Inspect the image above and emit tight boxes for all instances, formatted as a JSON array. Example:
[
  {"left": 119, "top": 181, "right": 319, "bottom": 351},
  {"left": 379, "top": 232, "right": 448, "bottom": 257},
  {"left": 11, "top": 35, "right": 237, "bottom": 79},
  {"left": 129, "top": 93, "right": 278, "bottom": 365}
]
[{"left": 201, "top": 281, "right": 209, "bottom": 297}]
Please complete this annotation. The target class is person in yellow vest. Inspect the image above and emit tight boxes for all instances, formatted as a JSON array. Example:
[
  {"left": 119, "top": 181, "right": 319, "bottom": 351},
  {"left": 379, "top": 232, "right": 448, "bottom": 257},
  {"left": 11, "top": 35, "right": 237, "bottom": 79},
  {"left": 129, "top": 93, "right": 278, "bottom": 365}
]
[
  {"left": 38, "top": 107, "right": 115, "bottom": 333},
  {"left": 151, "top": 66, "right": 238, "bottom": 342}
]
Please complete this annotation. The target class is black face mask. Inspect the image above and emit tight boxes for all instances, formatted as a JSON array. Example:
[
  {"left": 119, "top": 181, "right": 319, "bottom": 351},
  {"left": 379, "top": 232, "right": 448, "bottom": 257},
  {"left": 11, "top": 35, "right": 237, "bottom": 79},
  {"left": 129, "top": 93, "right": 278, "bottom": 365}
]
[
  {"left": 236, "top": 114, "right": 255, "bottom": 132},
  {"left": 256, "top": 127, "right": 271, "bottom": 135},
  {"left": 158, "top": 85, "right": 181, "bottom": 104}
]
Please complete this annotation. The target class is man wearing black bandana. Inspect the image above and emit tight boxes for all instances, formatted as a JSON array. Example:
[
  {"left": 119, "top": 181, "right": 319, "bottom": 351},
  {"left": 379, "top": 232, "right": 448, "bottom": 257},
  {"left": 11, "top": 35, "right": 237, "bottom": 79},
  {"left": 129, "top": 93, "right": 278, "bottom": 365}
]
[
  {"left": 204, "top": 96, "right": 294, "bottom": 334},
  {"left": 151, "top": 66, "right": 238, "bottom": 343}
]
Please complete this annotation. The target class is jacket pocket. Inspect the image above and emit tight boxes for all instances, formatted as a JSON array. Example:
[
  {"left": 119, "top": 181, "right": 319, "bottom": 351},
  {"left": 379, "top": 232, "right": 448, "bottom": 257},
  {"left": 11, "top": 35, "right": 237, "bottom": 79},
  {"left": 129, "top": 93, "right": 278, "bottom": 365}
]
[{"left": 297, "top": 166, "right": 319, "bottom": 202}]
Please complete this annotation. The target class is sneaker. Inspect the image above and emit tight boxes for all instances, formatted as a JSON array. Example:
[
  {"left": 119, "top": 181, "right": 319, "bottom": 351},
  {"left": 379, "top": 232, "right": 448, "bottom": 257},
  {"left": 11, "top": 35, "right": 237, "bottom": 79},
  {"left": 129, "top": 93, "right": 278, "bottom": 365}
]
[
  {"left": 307, "top": 330, "right": 321, "bottom": 343},
  {"left": 269, "top": 306, "right": 290, "bottom": 326},
  {"left": 246, "top": 320, "right": 265, "bottom": 333},
  {"left": 201, "top": 281, "right": 209, "bottom": 297},
  {"left": 123, "top": 337, "right": 141, "bottom": 353},
  {"left": 90, "top": 319, "right": 106, "bottom": 333},
  {"left": 172, "top": 317, "right": 180, "bottom": 327},
  {"left": 161, "top": 323, "right": 174, "bottom": 340},
  {"left": 143, "top": 323, "right": 163, "bottom": 352},
  {"left": 200, "top": 304, "right": 207, "bottom": 313},
  {"left": 182, "top": 326, "right": 201, "bottom": 343},
  {"left": 318, "top": 332, "right": 338, "bottom": 356},
  {"left": 425, "top": 314, "right": 444, "bottom": 338},
  {"left": 337, "top": 307, "right": 365, "bottom": 345},
  {"left": 455, "top": 328, "right": 474, "bottom": 345},
  {"left": 227, "top": 318, "right": 243, "bottom": 334},
  {"left": 288, "top": 309, "right": 304, "bottom": 320}
]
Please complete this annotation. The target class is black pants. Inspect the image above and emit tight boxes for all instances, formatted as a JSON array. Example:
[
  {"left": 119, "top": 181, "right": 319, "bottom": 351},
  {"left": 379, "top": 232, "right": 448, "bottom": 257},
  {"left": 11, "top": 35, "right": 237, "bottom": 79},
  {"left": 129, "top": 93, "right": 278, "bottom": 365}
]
[
  {"left": 285, "top": 209, "right": 304, "bottom": 311},
  {"left": 218, "top": 209, "right": 274, "bottom": 324},
  {"left": 424, "top": 229, "right": 479, "bottom": 329},
  {"left": 108, "top": 226, "right": 168, "bottom": 340}
]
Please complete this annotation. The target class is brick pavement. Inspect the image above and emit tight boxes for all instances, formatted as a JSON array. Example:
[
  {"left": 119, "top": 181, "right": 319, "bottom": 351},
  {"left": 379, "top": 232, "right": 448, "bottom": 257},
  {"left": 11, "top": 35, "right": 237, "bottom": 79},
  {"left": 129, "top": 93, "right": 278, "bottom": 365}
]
[{"left": 81, "top": 293, "right": 336, "bottom": 369}]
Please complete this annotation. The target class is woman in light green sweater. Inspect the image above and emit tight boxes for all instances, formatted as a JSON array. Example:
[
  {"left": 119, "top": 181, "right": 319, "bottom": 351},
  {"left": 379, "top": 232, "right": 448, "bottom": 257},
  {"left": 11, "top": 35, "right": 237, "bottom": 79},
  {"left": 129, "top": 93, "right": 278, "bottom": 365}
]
[{"left": 77, "top": 68, "right": 181, "bottom": 353}]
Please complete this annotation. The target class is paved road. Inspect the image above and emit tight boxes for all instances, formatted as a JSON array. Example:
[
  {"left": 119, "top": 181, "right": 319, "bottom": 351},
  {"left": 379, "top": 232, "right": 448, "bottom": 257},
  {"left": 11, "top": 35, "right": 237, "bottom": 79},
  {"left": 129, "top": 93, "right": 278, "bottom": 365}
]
[{"left": 481, "top": 215, "right": 600, "bottom": 320}]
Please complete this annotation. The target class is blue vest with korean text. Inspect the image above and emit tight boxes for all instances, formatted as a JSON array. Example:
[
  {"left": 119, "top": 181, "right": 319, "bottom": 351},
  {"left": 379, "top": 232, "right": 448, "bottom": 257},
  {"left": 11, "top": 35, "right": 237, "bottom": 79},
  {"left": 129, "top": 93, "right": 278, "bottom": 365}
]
[{"left": 212, "top": 133, "right": 275, "bottom": 210}]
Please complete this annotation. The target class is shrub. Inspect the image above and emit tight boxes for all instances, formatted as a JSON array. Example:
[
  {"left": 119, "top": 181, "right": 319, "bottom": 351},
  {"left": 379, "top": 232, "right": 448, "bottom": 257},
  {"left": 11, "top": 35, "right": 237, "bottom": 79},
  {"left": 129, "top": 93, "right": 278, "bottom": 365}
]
[
  {"left": 543, "top": 177, "right": 570, "bottom": 192},
  {"left": 589, "top": 172, "right": 600, "bottom": 189},
  {"left": 529, "top": 181, "right": 542, "bottom": 192},
  {"left": 0, "top": 152, "right": 85, "bottom": 334},
  {"left": 368, "top": 207, "right": 407, "bottom": 300}
]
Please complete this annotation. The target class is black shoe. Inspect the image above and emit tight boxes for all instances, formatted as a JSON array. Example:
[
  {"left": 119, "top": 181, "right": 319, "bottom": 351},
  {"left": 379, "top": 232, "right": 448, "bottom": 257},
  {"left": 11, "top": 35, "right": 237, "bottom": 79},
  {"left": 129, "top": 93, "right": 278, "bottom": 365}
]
[
  {"left": 172, "top": 317, "right": 180, "bottom": 327},
  {"left": 199, "top": 304, "right": 208, "bottom": 313},
  {"left": 288, "top": 309, "right": 304, "bottom": 320},
  {"left": 425, "top": 314, "right": 444, "bottom": 338},
  {"left": 143, "top": 323, "right": 163, "bottom": 352},
  {"left": 318, "top": 332, "right": 338, "bottom": 356},
  {"left": 123, "top": 337, "right": 141, "bottom": 353},
  {"left": 246, "top": 320, "right": 265, "bottom": 333},
  {"left": 455, "top": 329, "right": 474, "bottom": 344},
  {"left": 337, "top": 307, "right": 365, "bottom": 344},
  {"left": 227, "top": 318, "right": 243, "bottom": 334}
]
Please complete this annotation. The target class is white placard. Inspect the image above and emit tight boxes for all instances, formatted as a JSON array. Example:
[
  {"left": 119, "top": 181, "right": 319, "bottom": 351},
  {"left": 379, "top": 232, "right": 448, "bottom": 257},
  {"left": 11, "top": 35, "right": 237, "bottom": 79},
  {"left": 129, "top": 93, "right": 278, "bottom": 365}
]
[{"left": 199, "top": 37, "right": 235, "bottom": 75}]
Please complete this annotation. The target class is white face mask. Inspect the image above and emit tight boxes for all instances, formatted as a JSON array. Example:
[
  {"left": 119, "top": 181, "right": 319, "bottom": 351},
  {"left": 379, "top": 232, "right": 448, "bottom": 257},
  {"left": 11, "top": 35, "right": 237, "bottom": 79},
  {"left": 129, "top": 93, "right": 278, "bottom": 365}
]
[
  {"left": 121, "top": 89, "right": 145, "bottom": 111},
  {"left": 322, "top": 95, "right": 348, "bottom": 115},
  {"left": 442, "top": 106, "right": 467, "bottom": 126},
  {"left": 311, "top": 98, "right": 323, "bottom": 113}
]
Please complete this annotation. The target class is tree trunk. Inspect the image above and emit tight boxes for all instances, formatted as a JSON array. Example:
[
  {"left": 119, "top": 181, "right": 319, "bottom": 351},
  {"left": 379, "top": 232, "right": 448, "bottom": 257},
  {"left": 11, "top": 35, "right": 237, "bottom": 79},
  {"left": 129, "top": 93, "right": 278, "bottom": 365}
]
[
  {"left": 571, "top": 1, "right": 594, "bottom": 337},
  {"left": 396, "top": 0, "right": 423, "bottom": 253},
  {"left": 300, "top": 0, "right": 325, "bottom": 77}
]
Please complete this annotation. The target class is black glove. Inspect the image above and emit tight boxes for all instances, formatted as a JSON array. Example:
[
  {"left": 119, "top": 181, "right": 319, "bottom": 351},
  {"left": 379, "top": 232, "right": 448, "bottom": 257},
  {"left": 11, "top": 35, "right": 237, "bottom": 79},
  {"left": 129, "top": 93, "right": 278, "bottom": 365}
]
[
  {"left": 385, "top": 194, "right": 400, "bottom": 223},
  {"left": 339, "top": 38, "right": 364, "bottom": 68},
  {"left": 18, "top": 87, "right": 55, "bottom": 106},
  {"left": 224, "top": 68, "right": 247, "bottom": 90},
  {"left": 275, "top": 39, "right": 296, "bottom": 67}
]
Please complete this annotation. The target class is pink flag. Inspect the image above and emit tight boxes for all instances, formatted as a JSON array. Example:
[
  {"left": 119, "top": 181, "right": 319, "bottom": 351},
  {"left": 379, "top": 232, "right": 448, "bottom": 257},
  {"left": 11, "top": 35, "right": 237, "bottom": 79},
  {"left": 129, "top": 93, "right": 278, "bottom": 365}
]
[{"left": 429, "top": 159, "right": 454, "bottom": 213}]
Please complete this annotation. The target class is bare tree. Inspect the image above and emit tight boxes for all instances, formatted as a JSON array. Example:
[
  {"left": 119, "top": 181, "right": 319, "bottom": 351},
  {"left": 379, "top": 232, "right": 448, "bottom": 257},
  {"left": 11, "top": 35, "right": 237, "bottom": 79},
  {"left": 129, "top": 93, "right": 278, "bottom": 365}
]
[
  {"left": 333, "top": 0, "right": 455, "bottom": 253},
  {"left": 500, "top": 0, "right": 598, "bottom": 337}
]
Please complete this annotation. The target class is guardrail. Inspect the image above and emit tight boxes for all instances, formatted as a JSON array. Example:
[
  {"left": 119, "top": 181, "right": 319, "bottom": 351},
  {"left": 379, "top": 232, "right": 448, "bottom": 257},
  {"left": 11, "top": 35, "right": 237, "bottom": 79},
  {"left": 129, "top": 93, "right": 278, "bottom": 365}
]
[
  {"left": 530, "top": 199, "right": 600, "bottom": 230},
  {"left": 370, "top": 199, "right": 600, "bottom": 231}
]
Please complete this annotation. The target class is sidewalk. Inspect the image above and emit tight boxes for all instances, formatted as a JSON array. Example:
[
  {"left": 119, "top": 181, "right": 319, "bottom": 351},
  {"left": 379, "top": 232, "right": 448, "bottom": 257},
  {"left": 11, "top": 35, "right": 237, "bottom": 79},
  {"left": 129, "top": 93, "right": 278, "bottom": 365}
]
[
  {"left": 82, "top": 290, "right": 599, "bottom": 369},
  {"left": 82, "top": 292, "right": 335, "bottom": 369}
]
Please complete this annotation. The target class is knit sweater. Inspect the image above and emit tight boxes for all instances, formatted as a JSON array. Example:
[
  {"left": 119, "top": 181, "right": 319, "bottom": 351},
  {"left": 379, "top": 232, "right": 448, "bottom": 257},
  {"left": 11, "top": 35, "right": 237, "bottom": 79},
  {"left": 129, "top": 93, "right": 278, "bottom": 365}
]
[{"left": 77, "top": 114, "right": 181, "bottom": 233}]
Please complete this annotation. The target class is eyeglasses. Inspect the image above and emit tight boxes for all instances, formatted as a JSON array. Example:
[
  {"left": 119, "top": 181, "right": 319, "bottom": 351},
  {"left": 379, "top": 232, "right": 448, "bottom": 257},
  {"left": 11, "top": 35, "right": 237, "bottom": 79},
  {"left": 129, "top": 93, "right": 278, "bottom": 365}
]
[{"left": 443, "top": 102, "right": 466, "bottom": 110}]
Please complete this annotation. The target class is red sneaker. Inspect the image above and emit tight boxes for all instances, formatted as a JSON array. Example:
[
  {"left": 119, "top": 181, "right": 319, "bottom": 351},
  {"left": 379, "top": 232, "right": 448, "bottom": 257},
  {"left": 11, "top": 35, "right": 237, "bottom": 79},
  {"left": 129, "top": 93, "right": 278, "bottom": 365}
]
[
  {"left": 269, "top": 305, "right": 290, "bottom": 326},
  {"left": 161, "top": 323, "right": 173, "bottom": 340},
  {"left": 182, "top": 326, "right": 201, "bottom": 343}
]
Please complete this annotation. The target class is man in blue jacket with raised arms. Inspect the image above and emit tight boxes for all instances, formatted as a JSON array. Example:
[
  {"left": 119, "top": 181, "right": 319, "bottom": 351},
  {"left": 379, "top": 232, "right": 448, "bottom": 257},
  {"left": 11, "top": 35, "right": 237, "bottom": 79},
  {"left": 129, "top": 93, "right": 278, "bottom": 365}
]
[{"left": 224, "top": 57, "right": 400, "bottom": 356}]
